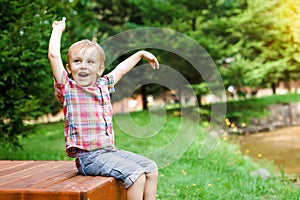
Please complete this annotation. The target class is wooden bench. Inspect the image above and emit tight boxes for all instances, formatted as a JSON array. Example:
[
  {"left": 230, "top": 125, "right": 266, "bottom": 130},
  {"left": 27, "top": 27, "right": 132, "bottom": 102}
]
[{"left": 0, "top": 160, "right": 126, "bottom": 200}]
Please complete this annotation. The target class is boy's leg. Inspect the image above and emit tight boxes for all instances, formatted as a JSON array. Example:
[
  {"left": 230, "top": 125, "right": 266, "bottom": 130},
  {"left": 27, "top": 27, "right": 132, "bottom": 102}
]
[
  {"left": 127, "top": 173, "right": 146, "bottom": 200},
  {"left": 143, "top": 170, "right": 158, "bottom": 200},
  {"left": 77, "top": 149, "right": 158, "bottom": 199},
  {"left": 118, "top": 150, "right": 158, "bottom": 200}
]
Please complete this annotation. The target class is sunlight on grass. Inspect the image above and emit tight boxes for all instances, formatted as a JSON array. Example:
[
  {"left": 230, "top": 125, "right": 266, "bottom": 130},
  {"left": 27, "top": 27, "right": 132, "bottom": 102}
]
[{"left": 0, "top": 110, "right": 299, "bottom": 199}]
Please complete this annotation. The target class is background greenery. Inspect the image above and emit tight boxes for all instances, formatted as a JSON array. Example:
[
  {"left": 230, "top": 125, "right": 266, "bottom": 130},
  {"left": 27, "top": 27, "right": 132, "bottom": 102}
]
[
  {"left": 1, "top": 0, "right": 300, "bottom": 146},
  {"left": 1, "top": 1, "right": 300, "bottom": 198},
  {"left": 1, "top": 109, "right": 299, "bottom": 199}
]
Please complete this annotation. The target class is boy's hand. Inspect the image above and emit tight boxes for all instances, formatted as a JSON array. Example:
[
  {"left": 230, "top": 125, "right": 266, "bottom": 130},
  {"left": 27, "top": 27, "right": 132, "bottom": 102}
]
[
  {"left": 52, "top": 17, "right": 66, "bottom": 32},
  {"left": 141, "top": 51, "right": 159, "bottom": 70}
]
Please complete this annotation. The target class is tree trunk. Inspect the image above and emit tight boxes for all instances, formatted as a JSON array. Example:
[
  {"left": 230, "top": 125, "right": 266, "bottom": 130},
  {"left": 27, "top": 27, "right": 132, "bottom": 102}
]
[
  {"left": 141, "top": 85, "right": 148, "bottom": 110},
  {"left": 196, "top": 94, "right": 202, "bottom": 107},
  {"left": 271, "top": 82, "right": 276, "bottom": 94},
  {"left": 191, "top": 18, "right": 196, "bottom": 31}
]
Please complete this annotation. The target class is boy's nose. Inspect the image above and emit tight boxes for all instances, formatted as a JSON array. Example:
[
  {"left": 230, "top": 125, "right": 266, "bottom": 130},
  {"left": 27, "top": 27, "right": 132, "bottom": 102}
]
[{"left": 80, "top": 62, "right": 87, "bottom": 69}]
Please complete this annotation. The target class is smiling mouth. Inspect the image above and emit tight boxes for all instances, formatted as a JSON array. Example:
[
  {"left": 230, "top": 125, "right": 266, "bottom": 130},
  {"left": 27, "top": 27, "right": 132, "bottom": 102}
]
[{"left": 78, "top": 73, "right": 89, "bottom": 77}]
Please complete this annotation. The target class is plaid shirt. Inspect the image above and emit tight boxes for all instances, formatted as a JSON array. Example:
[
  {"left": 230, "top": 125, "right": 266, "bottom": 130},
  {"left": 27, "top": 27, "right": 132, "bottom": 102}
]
[{"left": 54, "top": 71, "right": 115, "bottom": 158}]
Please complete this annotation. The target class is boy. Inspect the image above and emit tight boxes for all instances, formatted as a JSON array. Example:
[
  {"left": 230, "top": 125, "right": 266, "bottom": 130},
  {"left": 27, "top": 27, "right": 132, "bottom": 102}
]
[{"left": 48, "top": 17, "right": 159, "bottom": 200}]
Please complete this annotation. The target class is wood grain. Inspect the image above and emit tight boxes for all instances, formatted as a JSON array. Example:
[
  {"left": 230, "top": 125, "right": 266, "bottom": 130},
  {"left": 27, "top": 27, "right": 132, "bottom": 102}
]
[{"left": 0, "top": 160, "right": 126, "bottom": 200}]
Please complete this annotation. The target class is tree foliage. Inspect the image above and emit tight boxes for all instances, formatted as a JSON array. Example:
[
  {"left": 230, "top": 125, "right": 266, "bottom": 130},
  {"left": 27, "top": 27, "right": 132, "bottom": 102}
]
[
  {"left": 1, "top": 0, "right": 300, "bottom": 147},
  {"left": 0, "top": 0, "right": 99, "bottom": 147},
  {"left": 0, "top": 0, "right": 53, "bottom": 147},
  {"left": 222, "top": 0, "right": 300, "bottom": 94}
]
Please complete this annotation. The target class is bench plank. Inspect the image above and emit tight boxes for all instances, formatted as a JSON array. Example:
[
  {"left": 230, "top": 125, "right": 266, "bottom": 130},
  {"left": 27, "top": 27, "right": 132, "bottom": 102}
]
[
  {"left": 0, "top": 161, "right": 63, "bottom": 186},
  {"left": 0, "top": 162, "right": 74, "bottom": 189},
  {"left": 0, "top": 160, "right": 126, "bottom": 200},
  {"left": 0, "top": 160, "right": 34, "bottom": 170}
]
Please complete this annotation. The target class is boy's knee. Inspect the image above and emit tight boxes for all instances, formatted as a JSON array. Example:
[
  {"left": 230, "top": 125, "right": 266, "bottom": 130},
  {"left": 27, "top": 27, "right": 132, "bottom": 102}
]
[
  {"left": 147, "top": 170, "right": 158, "bottom": 180},
  {"left": 136, "top": 173, "right": 146, "bottom": 185}
]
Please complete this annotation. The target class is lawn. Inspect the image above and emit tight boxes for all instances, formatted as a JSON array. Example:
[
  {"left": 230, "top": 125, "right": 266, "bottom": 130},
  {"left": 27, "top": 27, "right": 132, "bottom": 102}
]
[
  {"left": 1, "top": 111, "right": 299, "bottom": 199},
  {"left": 225, "top": 93, "right": 300, "bottom": 123}
]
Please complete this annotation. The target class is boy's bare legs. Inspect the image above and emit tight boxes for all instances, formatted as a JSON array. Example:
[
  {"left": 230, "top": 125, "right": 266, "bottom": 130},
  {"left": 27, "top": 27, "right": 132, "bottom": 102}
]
[
  {"left": 127, "top": 174, "right": 146, "bottom": 200},
  {"left": 127, "top": 171, "right": 158, "bottom": 200},
  {"left": 143, "top": 170, "right": 158, "bottom": 200}
]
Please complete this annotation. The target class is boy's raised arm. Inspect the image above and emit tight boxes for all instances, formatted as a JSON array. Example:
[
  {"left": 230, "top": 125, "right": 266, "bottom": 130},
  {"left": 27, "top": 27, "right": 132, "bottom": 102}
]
[
  {"left": 107, "top": 50, "right": 159, "bottom": 85},
  {"left": 48, "top": 17, "right": 66, "bottom": 83}
]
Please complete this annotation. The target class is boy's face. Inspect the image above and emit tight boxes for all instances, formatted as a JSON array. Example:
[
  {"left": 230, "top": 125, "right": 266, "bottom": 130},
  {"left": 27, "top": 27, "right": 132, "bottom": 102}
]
[{"left": 66, "top": 48, "right": 104, "bottom": 87}]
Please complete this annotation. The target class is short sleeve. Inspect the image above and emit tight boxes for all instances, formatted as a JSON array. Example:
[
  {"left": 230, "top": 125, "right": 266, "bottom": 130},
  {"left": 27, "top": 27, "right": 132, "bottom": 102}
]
[
  {"left": 100, "top": 75, "right": 115, "bottom": 94},
  {"left": 53, "top": 70, "right": 69, "bottom": 104}
]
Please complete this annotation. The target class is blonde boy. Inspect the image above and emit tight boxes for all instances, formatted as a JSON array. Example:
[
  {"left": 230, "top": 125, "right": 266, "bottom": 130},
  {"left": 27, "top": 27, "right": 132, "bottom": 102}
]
[{"left": 48, "top": 17, "right": 159, "bottom": 200}]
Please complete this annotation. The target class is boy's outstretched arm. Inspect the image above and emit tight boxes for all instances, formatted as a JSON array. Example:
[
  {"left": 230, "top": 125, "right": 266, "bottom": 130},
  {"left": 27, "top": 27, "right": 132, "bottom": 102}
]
[
  {"left": 48, "top": 17, "right": 66, "bottom": 83},
  {"left": 108, "top": 50, "right": 159, "bottom": 85}
]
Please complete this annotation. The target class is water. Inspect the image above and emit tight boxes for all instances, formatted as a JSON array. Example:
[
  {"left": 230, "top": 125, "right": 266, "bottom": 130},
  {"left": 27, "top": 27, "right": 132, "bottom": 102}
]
[{"left": 232, "top": 126, "right": 300, "bottom": 176}]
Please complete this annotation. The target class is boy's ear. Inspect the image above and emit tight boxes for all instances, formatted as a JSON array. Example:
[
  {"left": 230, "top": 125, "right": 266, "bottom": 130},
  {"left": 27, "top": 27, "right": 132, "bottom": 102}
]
[
  {"left": 66, "top": 64, "right": 71, "bottom": 74},
  {"left": 97, "top": 65, "right": 105, "bottom": 76}
]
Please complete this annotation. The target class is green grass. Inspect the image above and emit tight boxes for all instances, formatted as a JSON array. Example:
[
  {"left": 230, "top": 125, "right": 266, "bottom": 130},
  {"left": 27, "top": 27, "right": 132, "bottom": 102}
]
[
  {"left": 157, "top": 135, "right": 300, "bottom": 199},
  {"left": 1, "top": 110, "right": 299, "bottom": 199},
  {"left": 0, "top": 122, "right": 71, "bottom": 161},
  {"left": 225, "top": 93, "right": 300, "bottom": 123}
]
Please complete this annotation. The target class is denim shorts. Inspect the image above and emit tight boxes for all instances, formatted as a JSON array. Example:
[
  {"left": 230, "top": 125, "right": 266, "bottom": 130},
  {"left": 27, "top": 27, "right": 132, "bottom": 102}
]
[{"left": 75, "top": 148, "right": 158, "bottom": 189}]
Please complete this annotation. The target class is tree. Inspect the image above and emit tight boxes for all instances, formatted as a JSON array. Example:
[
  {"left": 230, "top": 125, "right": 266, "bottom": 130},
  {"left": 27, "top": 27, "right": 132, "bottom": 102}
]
[
  {"left": 0, "top": 0, "right": 54, "bottom": 147},
  {"left": 0, "top": 0, "right": 100, "bottom": 148},
  {"left": 3, "top": 0, "right": 300, "bottom": 148},
  {"left": 225, "top": 0, "right": 300, "bottom": 94}
]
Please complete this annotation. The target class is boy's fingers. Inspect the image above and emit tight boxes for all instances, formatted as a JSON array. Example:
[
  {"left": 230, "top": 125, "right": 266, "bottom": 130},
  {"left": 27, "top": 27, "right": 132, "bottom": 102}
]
[
  {"left": 62, "top": 17, "right": 66, "bottom": 22},
  {"left": 152, "top": 62, "right": 159, "bottom": 69},
  {"left": 153, "top": 59, "right": 159, "bottom": 69},
  {"left": 150, "top": 58, "right": 159, "bottom": 69}
]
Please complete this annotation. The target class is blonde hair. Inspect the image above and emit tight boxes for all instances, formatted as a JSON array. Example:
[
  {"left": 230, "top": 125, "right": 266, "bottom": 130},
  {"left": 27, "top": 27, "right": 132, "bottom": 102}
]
[{"left": 67, "top": 39, "right": 105, "bottom": 66}]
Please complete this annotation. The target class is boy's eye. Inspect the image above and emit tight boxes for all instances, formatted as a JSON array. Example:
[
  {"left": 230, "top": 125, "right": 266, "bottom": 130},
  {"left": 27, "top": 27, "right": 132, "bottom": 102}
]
[
  {"left": 88, "top": 60, "right": 94, "bottom": 64},
  {"left": 73, "top": 59, "right": 81, "bottom": 63}
]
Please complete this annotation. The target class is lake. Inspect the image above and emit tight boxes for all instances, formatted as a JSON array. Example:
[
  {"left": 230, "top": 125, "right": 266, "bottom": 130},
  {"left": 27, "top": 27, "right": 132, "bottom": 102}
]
[{"left": 232, "top": 126, "right": 300, "bottom": 176}]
